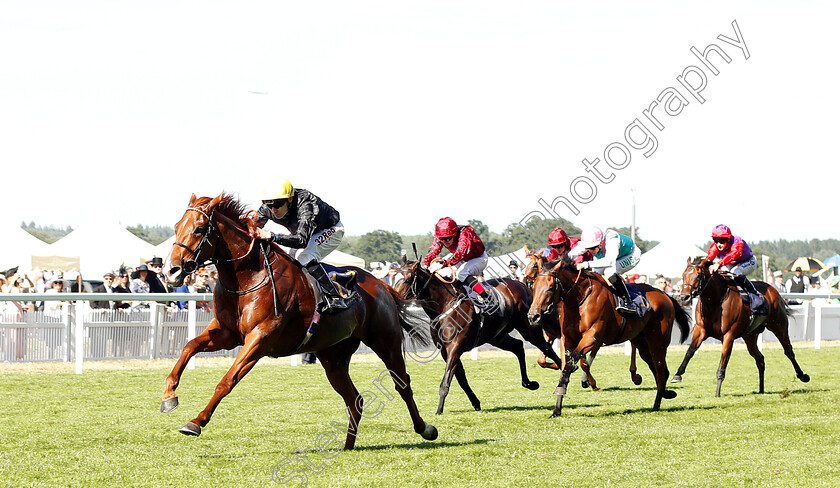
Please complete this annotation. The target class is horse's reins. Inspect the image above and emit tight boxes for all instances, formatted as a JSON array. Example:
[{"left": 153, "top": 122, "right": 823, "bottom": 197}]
[{"left": 537, "top": 267, "right": 589, "bottom": 306}]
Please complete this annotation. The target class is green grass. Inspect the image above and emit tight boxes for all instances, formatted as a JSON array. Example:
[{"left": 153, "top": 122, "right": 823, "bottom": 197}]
[{"left": 1, "top": 343, "right": 838, "bottom": 487}]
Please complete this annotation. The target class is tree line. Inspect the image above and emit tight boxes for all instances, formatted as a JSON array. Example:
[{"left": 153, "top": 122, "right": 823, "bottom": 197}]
[{"left": 23, "top": 220, "right": 840, "bottom": 277}]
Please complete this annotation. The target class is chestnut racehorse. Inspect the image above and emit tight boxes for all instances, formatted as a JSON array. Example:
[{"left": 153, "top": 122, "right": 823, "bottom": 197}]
[
  {"left": 395, "top": 257, "right": 564, "bottom": 415},
  {"left": 527, "top": 256, "right": 691, "bottom": 417},
  {"left": 160, "top": 194, "right": 437, "bottom": 449},
  {"left": 522, "top": 247, "right": 642, "bottom": 389},
  {"left": 672, "top": 257, "right": 810, "bottom": 397}
]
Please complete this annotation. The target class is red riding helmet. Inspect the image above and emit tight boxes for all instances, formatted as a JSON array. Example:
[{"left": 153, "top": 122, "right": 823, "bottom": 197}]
[
  {"left": 435, "top": 217, "right": 459, "bottom": 239},
  {"left": 711, "top": 224, "right": 732, "bottom": 240},
  {"left": 548, "top": 228, "right": 569, "bottom": 246}
]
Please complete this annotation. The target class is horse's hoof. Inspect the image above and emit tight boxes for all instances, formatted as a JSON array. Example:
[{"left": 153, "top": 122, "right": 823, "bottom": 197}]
[
  {"left": 632, "top": 375, "right": 643, "bottom": 386},
  {"left": 179, "top": 422, "right": 201, "bottom": 436},
  {"left": 800, "top": 374, "right": 810, "bottom": 383},
  {"left": 473, "top": 404, "right": 481, "bottom": 411},
  {"left": 524, "top": 381, "right": 540, "bottom": 391},
  {"left": 554, "top": 386, "right": 566, "bottom": 396},
  {"left": 670, "top": 375, "right": 682, "bottom": 383},
  {"left": 591, "top": 387, "right": 601, "bottom": 392},
  {"left": 663, "top": 390, "right": 677, "bottom": 399},
  {"left": 581, "top": 380, "right": 590, "bottom": 389},
  {"left": 160, "top": 397, "right": 179, "bottom": 413},
  {"left": 421, "top": 424, "right": 438, "bottom": 441}
]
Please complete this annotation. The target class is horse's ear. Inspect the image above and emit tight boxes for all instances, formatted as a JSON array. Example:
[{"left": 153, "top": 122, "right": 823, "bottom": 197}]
[
  {"left": 400, "top": 254, "right": 407, "bottom": 266},
  {"left": 687, "top": 257, "right": 692, "bottom": 265},
  {"left": 189, "top": 193, "right": 197, "bottom": 205},
  {"left": 524, "top": 244, "right": 531, "bottom": 254},
  {"left": 207, "top": 193, "right": 224, "bottom": 212}
]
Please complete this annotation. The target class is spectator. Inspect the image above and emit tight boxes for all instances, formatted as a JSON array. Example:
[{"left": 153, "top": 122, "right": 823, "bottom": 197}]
[
  {"left": 193, "top": 270, "right": 212, "bottom": 311},
  {"left": 772, "top": 271, "right": 786, "bottom": 294},
  {"left": 130, "top": 265, "right": 152, "bottom": 309},
  {"left": 112, "top": 268, "right": 132, "bottom": 309},
  {"left": 92, "top": 272, "right": 118, "bottom": 310},
  {"left": 508, "top": 260, "right": 524, "bottom": 281},
  {"left": 146, "top": 256, "right": 170, "bottom": 293},
  {"left": 654, "top": 275, "right": 670, "bottom": 292},
  {"left": 44, "top": 279, "right": 70, "bottom": 316},
  {"left": 785, "top": 267, "right": 810, "bottom": 305},
  {"left": 7, "top": 272, "right": 35, "bottom": 312},
  {"left": 174, "top": 273, "right": 195, "bottom": 310},
  {"left": 382, "top": 263, "right": 404, "bottom": 287}
]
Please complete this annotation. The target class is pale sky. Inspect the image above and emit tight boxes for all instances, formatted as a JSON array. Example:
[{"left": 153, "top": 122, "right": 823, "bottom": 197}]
[{"left": 1, "top": 1, "right": 837, "bottom": 246}]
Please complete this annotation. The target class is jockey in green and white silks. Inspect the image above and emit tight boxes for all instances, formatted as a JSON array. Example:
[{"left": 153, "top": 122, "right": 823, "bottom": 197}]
[{"left": 568, "top": 226, "right": 641, "bottom": 314}]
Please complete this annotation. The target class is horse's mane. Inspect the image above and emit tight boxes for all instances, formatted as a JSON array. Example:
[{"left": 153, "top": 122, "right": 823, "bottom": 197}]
[
  {"left": 690, "top": 256, "right": 709, "bottom": 267},
  {"left": 196, "top": 193, "right": 256, "bottom": 230},
  {"left": 544, "top": 254, "right": 576, "bottom": 272}
]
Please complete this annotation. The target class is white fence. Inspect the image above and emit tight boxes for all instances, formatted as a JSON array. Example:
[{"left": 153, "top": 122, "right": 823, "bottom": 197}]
[{"left": 2, "top": 292, "right": 839, "bottom": 372}]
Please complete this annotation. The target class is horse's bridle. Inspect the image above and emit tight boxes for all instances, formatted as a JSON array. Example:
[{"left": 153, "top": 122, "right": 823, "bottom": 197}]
[
  {"left": 534, "top": 268, "right": 588, "bottom": 314},
  {"left": 683, "top": 264, "right": 711, "bottom": 299},
  {"left": 173, "top": 207, "right": 218, "bottom": 274},
  {"left": 173, "top": 206, "right": 272, "bottom": 296}
]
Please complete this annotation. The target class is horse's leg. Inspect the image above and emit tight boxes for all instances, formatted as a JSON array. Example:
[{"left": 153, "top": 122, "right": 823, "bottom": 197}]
[
  {"left": 161, "top": 318, "right": 237, "bottom": 413},
  {"left": 551, "top": 352, "right": 579, "bottom": 417},
  {"left": 365, "top": 331, "right": 438, "bottom": 441},
  {"left": 537, "top": 332, "right": 560, "bottom": 370},
  {"left": 489, "top": 334, "right": 539, "bottom": 391},
  {"left": 633, "top": 334, "right": 674, "bottom": 412},
  {"left": 742, "top": 332, "right": 766, "bottom": 394},
  {"left": 629, "top": 344, "right": 643, "bottom": 386},
  {"left": 671, "top": 323, "right": 707, "bottom": 383},
  {"left": 179, "top": 330, "right": 265, "bottom": 436},
  {"left": 317, "top": 339, "right": 369, "bottom": 450},
  {"left": 436, "top": 340, "right": 469, "bottom": 415},
  {"left": 580, "top": 347, "right": 600, "bottom": 391},
  {"left": 715, "top": 332, "right": 737, "bottom": 398},
  {"left": 766, "top": 319, "right": 810, "bottom": 383}
]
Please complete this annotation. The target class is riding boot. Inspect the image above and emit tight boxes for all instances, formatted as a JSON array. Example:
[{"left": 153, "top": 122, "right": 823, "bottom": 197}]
[
  {"left": 608, "top": 274, "right": 636, "bottom": 314},
  {"left": 305, "top": 261, "right": 353, "bottom": 313},
  {"left": 734, "top": 275, "right": 766, "bottom": 313},
  {"left": 462, "top": 275, "right": 492, "bottom": 310}
]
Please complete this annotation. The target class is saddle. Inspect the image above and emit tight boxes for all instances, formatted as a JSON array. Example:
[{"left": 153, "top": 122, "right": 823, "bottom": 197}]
[
  {"left": 464, "top": 281, "right": 505, "bottom": 318},
  {"left": 735, "top": 288, "right": 769, "bottom": 335},
  {"left": 303, "top": 263, "right": 360, "bottom": 310},
  {"left": 608, "top": 283, "right": 652, "bottom": 319}
]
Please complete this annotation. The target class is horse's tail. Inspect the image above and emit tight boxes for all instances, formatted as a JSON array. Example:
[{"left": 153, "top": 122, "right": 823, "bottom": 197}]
[
  {"left": 781, "top": 296, "right": 794, "bottom": 317},
  {"left": 668, "top": 295, "right": 692, "bottom": 344},
  {"left": 386, "top": 286, "right": 434, "bottom": 350}
]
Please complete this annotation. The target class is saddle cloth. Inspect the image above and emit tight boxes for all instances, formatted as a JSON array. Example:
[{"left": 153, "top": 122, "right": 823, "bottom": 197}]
[
  {"left": 303, "top": 263, "right": 359, "bottom": 305},
  {"left": 464, "top": 280, "right": 505, "bottom": 317},
  {"left": 615, "top": 283, "right": 652, "bottom": 319}
]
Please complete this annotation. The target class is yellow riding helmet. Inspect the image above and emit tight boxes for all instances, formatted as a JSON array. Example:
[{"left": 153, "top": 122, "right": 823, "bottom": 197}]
[{"left": 260, "top": 177, "right": 295, "bottom": 201}]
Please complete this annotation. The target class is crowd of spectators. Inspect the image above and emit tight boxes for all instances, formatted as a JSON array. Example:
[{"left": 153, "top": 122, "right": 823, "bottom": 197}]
[{"left": 0, "top": 257, "right": 218, "bottom": 315}]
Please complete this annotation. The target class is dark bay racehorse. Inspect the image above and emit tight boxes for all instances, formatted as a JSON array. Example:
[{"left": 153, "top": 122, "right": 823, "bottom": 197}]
[
  {"left": 527, "top": 256, "right": 691, "bottom": 417},
  {"left": 161, "top": 194, "right": 437, "bottom": 449},
  {"left": 395, "top": 257, "right": 564, "bottom": 415},
  {"left": 672, "top": 257, "right": 810, "bottom": 397},
  {"left": 522, "top": 247, "right": 642, "bottom": 389}
]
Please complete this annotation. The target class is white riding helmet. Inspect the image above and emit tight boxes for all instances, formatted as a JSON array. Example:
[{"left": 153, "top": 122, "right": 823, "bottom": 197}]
[
  {"left": 260, "top": 177, "right": 295, "bottom": 201},
  {"left": 579, "top": 226, "right": 605, "bottom": 249}
]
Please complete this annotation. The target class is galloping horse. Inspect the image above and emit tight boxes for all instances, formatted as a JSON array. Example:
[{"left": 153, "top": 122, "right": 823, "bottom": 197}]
[
  {"left": 160, "top": 194, "right": 437, "bottom": 449},
  {"left": 672, "top": 257, "right": 810, "bottom": 397},
  {"left": 522, "top": 247, "right": 642, "bottom": 389},
  {"left": 527, "top": 256, "right": 691, "bottom": 417},
  {"left": 395, "top": 257, "right": 564, "bottom": 415}
]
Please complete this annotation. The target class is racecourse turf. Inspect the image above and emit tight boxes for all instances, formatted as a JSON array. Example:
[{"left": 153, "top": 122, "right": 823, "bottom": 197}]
[{"left": 1, "top": 342, "right": 838, "bottom": 487}]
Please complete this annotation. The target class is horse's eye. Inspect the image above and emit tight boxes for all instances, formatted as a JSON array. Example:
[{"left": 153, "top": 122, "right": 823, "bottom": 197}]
[{"left": 193, "top": 226, "right": 207, "bottom": 236}]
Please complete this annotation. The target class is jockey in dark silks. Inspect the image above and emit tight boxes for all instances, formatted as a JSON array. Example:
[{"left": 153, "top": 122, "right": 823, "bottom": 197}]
[{"left": 255, "top": 177, "right": 356, "bottom": 313}]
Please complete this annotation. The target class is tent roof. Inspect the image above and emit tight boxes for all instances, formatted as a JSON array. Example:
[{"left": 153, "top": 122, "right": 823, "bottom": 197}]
[
  {"left": 323, "top": 250, "right": 365, "bottom": 269},
  {"left": 48, "top": 222, "right": 157, "bottom": 277},
  {"left": 2, "top": 225, "right": 52, "bottom": 272},
  {"left": 484, "top": 245, "right": 529, "bottom": 279},
  {"left": 632, "top": 240, "right": 707, "bottom": 280}
]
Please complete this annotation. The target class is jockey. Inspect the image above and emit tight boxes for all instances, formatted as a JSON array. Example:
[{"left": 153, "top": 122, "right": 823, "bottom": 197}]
[
  {"left": 255, "top": 177, "right": 357, "bottom": 313},
  {"left": 544, "top": 228, "right": 590, "bottom": 264},
  {"left": 568, "top": 226, "right": 641, "bottom": 314},
  {"left": 706, "top": 224, "right": 760, "bottom": 297},
  {"left": 423, "top": 217, "right": 491, "bottom": 307}
]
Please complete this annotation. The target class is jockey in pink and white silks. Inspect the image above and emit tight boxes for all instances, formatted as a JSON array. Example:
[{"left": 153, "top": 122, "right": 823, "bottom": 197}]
[{"left": 568, "top": 226, "right": 642, "bottom": 314}]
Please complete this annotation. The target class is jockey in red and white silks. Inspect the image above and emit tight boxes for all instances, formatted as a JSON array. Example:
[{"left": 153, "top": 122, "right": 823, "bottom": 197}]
[{"left": 424, "top": 217, "right": 491, "bottom": 302}]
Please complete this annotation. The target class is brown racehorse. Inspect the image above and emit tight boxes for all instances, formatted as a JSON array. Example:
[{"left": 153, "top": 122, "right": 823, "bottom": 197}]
[
  {"left": 522, "top": 247, "right": 642, "bottom": 389},
  {"left": 395, "top": 257, "right": 564, "bottom": 415},
  {"left": 160, "top": 194, "right": 437, "bottom": 449},
  {"left": 672, "top": 257, "right": 810, "bottom": 397},
  {"left": 527, "top": 256, "right": 691, "bottom": 417}
]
